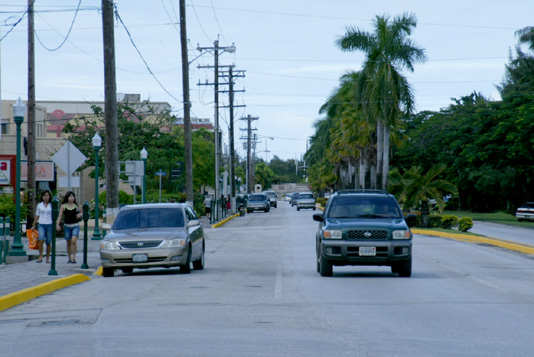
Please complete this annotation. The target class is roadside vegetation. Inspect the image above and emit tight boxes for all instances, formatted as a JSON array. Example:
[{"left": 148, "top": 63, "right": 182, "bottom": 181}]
[{"left": 305, "top": 16, "right": 534, "bottom": 221}]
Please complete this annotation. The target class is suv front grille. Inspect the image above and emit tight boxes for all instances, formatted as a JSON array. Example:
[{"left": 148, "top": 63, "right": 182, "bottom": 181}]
[
  {"left": 119, "top": 241, "right": 163, "bottom": 249},
  {"left": 347, "top": 230, "right": 388, "bottom": 240}
]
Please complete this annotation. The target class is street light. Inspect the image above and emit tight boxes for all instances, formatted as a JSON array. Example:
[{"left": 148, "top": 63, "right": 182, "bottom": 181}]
[
  {"left": 91, "top": 132, "right": 102, "bottom": 240},
  {"left": 140, "top": 147, "right": 148, "bottom": 204},
  {"left": 9, "top": 98, "right": 27, "bottom": 257},
  {"left": 258, "top": 136, "right": 274, "bottom": 162}
]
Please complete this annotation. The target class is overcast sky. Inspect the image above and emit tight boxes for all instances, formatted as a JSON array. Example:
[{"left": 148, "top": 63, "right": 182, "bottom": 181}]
[{"left": 1, "top": 0, "right": 533, "bottom": 160}]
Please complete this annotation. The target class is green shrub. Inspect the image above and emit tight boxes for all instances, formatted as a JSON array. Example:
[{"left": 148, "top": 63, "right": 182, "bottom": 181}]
[
  {"left": 440, "top": 215, "right": 458, "bottom": 229},
  {"left": 458, "top": 217, "right": 473, "bottom": 232},
  {"left": 429, "top": 214, "right": 442, "bottom": 228},
  {"left": 316, "top": 197, "right": 328, "bottom": 207}
]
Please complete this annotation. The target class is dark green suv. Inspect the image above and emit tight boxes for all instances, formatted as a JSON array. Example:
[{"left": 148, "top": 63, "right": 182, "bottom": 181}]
[{"left": 313, "top": 190, "right": 416, "bottom": 277}]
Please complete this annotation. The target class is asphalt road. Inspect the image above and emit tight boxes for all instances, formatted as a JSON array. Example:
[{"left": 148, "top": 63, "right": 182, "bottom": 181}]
[
  {"left": 1, "top": 202, "right": 534, "bottom": 356},
  {"left": 470, "top": 221, "right": 534, "bottom": 245}
]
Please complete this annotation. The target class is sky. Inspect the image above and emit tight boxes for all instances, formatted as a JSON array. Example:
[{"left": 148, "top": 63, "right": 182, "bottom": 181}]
[{"left": 1, "top": 0, "right": 533, "bottom": 161}]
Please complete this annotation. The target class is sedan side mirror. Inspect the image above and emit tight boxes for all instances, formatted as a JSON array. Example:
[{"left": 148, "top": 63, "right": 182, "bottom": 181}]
[
  {"left": 313, "top": 213, "right": 325, "bottom": 222},
  {"left": 188, "top": 219, "right": 200, "bottom": 227},
  {"left": 405, "top": 213, "right": 417, "bottom": 228}
]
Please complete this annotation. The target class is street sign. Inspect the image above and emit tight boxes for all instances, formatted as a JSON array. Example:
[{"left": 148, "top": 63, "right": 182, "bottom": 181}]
[
  {"left": 155, "top": 171, "right": 167, "bottom": 176},
  {"left": 52, "top": 141, "right": 86, "bottom": 175},
  {"left": 52, "top": 141, "right": 86, "bottom": 190}
]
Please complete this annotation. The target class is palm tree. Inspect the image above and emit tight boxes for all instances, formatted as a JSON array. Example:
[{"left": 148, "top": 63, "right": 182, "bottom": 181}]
[
  {"left": 315, "top": 71, "right": 377, "bottom": 189},
  {"left": 336, "top": 13, "right": 426, "bottom": 190},
  {"left": 516, "top": 26, "right": 534, "bottom": 51},
  {"left": 389, "top": 165, "right": 458, "bottom": 228}
]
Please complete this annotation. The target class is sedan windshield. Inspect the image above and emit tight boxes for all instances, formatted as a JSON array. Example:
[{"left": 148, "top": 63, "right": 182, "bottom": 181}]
[
  {"left": 112, "top": 208, "right": 185, "bottom": 230},
  {"left": 248, "top": 195, "right": 266, "bottom": 202},
  {"left": 299, "top": 194, "right": 313, "bottom": 199}
]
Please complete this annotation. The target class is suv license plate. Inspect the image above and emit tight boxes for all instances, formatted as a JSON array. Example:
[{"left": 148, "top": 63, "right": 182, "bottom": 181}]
[
  {"left": 132, "top": 254, "right": 148, "bottom": 263},
  {"left": 359, "top": 247, "right": 376, "bottom": 256}
]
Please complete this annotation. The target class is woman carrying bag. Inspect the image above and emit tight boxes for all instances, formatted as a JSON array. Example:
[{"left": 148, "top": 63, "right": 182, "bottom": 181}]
[
  {"left": 31, "top": 190, "right": 53, "bottom": 263},
  {"left": 56, "top": 191, "right": 82, "bottom": 264}
]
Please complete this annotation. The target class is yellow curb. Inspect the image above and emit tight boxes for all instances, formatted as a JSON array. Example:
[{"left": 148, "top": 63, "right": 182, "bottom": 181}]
[
  {"left": 94, "top": 266, "right": 103, "bottom": 276},
  {"left": 212, "top": 213, "right": 239, "bottom": 228},
  {"left": 412, "top": 229, "right": 534, "bottom": 255},
  {"left": 0, "top": 274, "right": 91, "bottom": 312}
]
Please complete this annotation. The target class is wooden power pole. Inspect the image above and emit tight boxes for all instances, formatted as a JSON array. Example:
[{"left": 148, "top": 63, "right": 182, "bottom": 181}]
[
  {"left": 179, "top": 0, "right": 194, "bottom": 205},
  {"left": 102, "top": 0, "right": 119, "bottom": 215},
  {"left": 27, "top": 0, "right": 36, "bottom": 225}
]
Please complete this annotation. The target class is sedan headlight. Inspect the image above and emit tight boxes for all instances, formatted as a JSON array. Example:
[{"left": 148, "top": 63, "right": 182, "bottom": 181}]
[
  {"left": 160, "top": 238, "right": 186, "bottom": 248},
  {"left": 101, "top": 241, "right": 120, "bottom": 250},
  {"left": 323, "top": 230, "right": 342, "bottom": 239},
  {"left": 392, "top": 230, "right": 411, "bottom": 239}
]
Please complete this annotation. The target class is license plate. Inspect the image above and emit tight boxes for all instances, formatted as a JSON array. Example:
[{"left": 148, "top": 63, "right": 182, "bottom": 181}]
[
  {"left": 132, "top": 254, "right": 148, "bottom": 263},
  {"left": 359, "top": 247, "right": 376, "bottom": 256}
]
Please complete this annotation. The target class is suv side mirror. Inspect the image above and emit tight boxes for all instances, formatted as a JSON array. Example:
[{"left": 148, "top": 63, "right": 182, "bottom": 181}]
[
  {"left": 313, "top": 213, "right": 325, "bottom": 222},
  {"left": 405, "top": 213, "right": 417, "bottom": 227}
]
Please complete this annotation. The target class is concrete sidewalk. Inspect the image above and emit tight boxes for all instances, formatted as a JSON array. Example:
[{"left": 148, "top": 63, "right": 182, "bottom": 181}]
[{"left": 0, "top": 227, "right": 103, "bottom": 308}]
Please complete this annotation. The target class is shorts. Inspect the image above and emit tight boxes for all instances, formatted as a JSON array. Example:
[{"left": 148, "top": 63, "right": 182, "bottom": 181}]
[
  {"left": 63, "top": 225, "right": 80, "bottom": 240},
  {"left": 37, "top": 224, "right": 53, "bottom": 245},
  {"left": 205, "top": 207, "right": 211, "bottom": 214}
]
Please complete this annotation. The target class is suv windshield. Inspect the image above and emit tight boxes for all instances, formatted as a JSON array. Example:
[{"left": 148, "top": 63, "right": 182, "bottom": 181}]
[
  {"left": 328, "top": 196, "right": 401, "bottom": 218},
  {"left": 112, "top": 208, "right": 185, "bottom": 230},
  {"left": 248, "top": 194, "right": 266, "bottom": 202}
]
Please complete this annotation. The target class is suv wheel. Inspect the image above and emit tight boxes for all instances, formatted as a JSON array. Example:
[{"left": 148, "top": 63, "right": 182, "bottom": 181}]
[
  {"left": 395, "top": 258, "right": 412, "bottom": 277},
  {"left": 319, "top": 255, "right": 333, "bottom": 277}
]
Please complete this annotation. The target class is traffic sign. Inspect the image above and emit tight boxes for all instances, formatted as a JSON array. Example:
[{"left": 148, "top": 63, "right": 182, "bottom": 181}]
[{"left": 52, "top": 141, "right": 86, "bottom": 175}]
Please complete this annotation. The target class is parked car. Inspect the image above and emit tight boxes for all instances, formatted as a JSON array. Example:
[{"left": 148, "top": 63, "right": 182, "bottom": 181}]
[
  {"left": 285, "top": 193, "right": 293, "bottom": 202},
  {"left": 263, "top": 190, "right": 278, "bottom": 208},
  {"left": 516, "top": 202, "right": 534, "bottom": 222},
  {"left": 100, "top": 203, "right": 205, "bottom": 277},
  {"left": 246, "top": 193, "right": 270, "bottom": 213},
  {"left": 290, "top": 192, "right": 300, "bottom": 206},
  {"left": 313, "top": 189, "right": 417, "bottom": 277},
  {"left": 296, "top": 192, "right": 316, "bottom": 211}
]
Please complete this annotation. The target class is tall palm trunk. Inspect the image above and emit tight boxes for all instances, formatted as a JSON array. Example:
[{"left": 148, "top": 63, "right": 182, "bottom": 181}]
[
  {"left": 382, "top": 125, "right": 390, "bottom": 190},
  {"left": 359, "top": 153, "right": 367, "bottom": 189},
  {"left": 370, "top": 164, "right": 377, "bottom": 189},
  {"left": 421, "top": 200, "right": 430, "bottom": 228},
  {"left": 376, "top": 120, "right": 383, "bottom": 189}
]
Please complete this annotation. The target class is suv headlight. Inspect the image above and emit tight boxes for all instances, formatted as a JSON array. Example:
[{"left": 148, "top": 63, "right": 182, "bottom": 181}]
[
  {"left": 100, "top": 241, "right": 120, "bottom": 250},
  {"left": 323, "top": 230, "right": 342, "bottom": 239},
  {"left": 392, "top": 230, "right": 411, "bottom": 239},
  {"left": 160, "top": 238, "right": 186, "bottom": 248}
]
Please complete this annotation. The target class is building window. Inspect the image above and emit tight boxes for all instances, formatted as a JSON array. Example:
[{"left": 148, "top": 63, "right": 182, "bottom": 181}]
[{"left": 0, "top": 120, "right": 8, "bottom": 135}]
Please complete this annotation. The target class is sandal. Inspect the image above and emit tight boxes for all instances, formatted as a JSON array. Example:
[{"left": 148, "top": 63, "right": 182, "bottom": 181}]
[
  {"left": 36, "top": 260, "right": 42, "bottom": 263},
  {"left": 67, "top": 260, "right": 73, "bottom": 263},
  {"left": 72, "top": 259, "right": 77, "bottom": 264}
]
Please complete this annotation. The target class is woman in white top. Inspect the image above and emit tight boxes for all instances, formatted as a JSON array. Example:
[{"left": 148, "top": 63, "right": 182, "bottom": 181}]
[{"left": 31, "top": 190, "right": 53, "bottom": 263}]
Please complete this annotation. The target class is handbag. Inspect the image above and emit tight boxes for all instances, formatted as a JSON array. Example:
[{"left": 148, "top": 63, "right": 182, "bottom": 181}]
[{"left": 27, "top": 229, "right": 39, "bottom": 250}]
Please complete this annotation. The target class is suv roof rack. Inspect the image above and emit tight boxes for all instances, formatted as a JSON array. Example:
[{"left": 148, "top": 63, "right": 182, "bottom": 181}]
[{"left": 336, "top": 189, "right": 389, "bottom": 194}]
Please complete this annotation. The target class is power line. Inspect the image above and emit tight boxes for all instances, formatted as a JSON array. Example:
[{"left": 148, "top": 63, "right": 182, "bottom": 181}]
[
  {"left": 34, "top": 0, "right": 82, "bottom": 52},
  {"left": 113, "top": 4, "right": 181, "bottom": 102}
]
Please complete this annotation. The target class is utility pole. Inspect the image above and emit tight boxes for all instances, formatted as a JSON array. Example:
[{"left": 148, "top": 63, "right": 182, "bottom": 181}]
[
  {"left": 27, "top": 0, "right": 36, "bottom": 226},
  {"left": 197, "top": 40, "right": 235, "bottom": 218},
  {"left": 219, "top": 68, "right": 245, "bottom": 200},
  {"left": 102, "top": 0, "right": 119, "bottom": 217},
  {"left": 240, "top": 115, "right": 258, "bottom": 194},
  {"left": 179, "top": 0, "right": 193, "bottom": 206}
]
